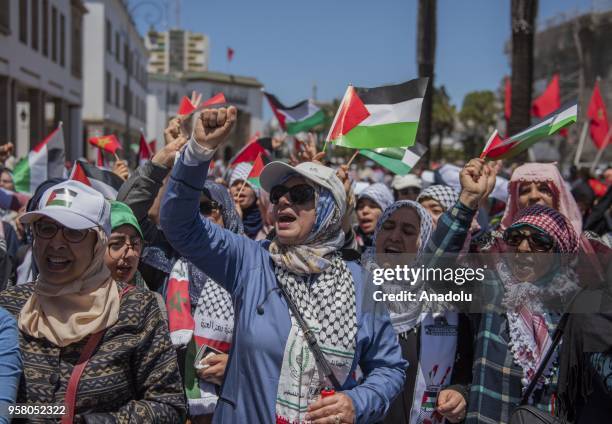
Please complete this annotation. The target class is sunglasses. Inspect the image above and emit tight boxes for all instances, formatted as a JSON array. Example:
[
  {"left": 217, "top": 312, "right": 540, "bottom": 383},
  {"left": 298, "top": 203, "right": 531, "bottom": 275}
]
[
  {"left": 199, "top": 200, "right": 222, "bottom": 216},
  {"left": 503, "top": 226, "right": 555, "bottom": 253},
  {"left": 270, "top": 184, "right": 315, "bottom": 205},
  {"left": 33, "top": 220, "right": 90, "bottom": 243}
]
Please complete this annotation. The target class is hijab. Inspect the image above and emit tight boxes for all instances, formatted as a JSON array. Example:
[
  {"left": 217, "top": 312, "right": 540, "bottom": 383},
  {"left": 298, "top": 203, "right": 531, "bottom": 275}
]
[
  {"left": 18, "top": 228, "right": 121, "bottom": 347},
  {"left": 416, "top": 185, "right": 459, "bottom": 212},
  {"left": 269, "top": 182, "right": 345, "bottom": 275}
]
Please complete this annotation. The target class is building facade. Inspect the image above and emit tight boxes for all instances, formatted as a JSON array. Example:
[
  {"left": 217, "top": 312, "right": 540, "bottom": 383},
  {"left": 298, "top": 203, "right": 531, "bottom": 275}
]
[
  {"left": 146, "top": 71, "right": 263, "bottom": 159},
  {"left": 0, "top": 0, "right": 87, "bottom": 160},
  {"left": 146, "top": 29, "right": 209, "bottom": 74},
  {"left": 82, "top": 0, "right": 148, "bottom": 161}
]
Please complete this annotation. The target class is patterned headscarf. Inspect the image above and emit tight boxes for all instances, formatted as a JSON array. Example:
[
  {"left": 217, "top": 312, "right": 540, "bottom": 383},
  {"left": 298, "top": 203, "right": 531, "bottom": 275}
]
[
  {"left": 508, "top": 204, "right": 579, "bottom": 254},
  {"left": 358, "top": 183, "right": 394, "bottom": 211},
  {"left": 202, "top": 180, "right": 244, "bottom": 235},
  {"left": 229, "top": 162, "right": 258, "bottom": 196},
  {"left": 269, "top": 183, "right": 345, "bottom": 275},
  {"left": 417, "top": 185, "right": 459, "bottom": 212}
]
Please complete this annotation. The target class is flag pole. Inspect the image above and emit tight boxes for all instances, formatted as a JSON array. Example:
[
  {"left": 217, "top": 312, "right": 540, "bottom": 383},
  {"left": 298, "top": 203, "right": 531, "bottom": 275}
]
[
  {"left": 574, "top": 122, "right": 589, "bottom": 167},
  {"left": 346, "top": 150, "right": 360, "bottom": 168},
  {"left": 113, "top": 152, "right": 121, "bottom": 163},
  {"left": 236, "top": 180, "right": 247, "bottom": 200},
  {"left": 590, "top": 127, "right": 611, "bottom": 173}
]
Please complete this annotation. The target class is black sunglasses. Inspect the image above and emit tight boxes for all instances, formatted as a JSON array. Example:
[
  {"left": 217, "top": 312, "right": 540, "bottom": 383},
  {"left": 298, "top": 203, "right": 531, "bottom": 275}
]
[
  {"left": 270, "top": 184, "right": 315, "bottom": 205},
  {"left": 503, "top": 226, "right": 555, "bottom": 252},
  {"left": 199, "top": 200, "right": 222, "bottom": 216}
]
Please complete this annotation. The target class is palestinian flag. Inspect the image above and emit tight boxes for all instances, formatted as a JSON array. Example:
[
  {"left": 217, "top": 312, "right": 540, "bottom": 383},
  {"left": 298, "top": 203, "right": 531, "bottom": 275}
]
[
  {"left": 74, "top": 160, "right": 124, "bottom": 200},
  {"left": 246, "top": 154, "right": 265, "bottom": 189},
  {"left": 264, "top": 92, "right": 325, "bottom": 134},
  {"left": 0, "top": 188, "right": 29, "bottom": 212},
  {"left": 69, "top": 161, "right": 92, "bottom": 186},
  {"left": 178, "top": 96, "right": 197, "bottom": 115},
  {"left": 13, "top": 124, "right": 65, "bottom": 194},
  {"left": 89, "top": 134, "right": 122, "bottom": 154},
  {"left": 359, "top": 143, "right": 427, "bottom": 175},
  {"left": 138, "top": 132, "right": 154, "bottom": 166},
  {"left": 482, "top": 104, "right": 578, "bottom": 160},
  {"left": 203, "top": 92, "right": 226, "bottom": 107},
  {"left": 46, "top": 188, "right": 78, "bottom": 208},
  {"left": 229, "top": 136, "right": 273, "bottom": 166},
  {"left": 327, "top": 78, "right": 428, "bottom": 149}
]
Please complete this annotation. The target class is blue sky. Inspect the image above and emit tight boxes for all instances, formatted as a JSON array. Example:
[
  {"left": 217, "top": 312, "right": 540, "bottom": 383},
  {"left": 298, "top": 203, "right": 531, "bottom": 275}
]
[{"left": 134, "top": 0, "right": 602, "bottom": 115}]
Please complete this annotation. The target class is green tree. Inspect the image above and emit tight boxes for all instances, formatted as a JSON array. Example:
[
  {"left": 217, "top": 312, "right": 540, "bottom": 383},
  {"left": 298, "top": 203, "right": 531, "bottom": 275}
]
[
  {"left": 459, "top": 90, "right": 499, "bottom": 159},
  {"left": 432, "top": 86, "right": 456, "bottom": 161}
]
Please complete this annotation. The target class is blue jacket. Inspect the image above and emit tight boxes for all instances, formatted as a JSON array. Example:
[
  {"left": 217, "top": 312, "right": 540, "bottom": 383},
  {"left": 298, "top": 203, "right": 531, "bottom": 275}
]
[
  {"left": 161, "top": 154, "right": 407, "bottom": 423},
  {"left": 0, "top": 306, "right": 22, "bottom": 424}
]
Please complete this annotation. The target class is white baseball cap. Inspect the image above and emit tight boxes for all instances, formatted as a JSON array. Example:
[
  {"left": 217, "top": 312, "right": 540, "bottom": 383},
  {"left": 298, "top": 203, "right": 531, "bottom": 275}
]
[
  {"left": 20, "top": 180, "right": 111, "bottom": 235},
  {"left": 391, "top": 174, "right": 422, "bottom": 190},
  {"left": 260, "top": 161, "right": 346, "bottom": 214}
]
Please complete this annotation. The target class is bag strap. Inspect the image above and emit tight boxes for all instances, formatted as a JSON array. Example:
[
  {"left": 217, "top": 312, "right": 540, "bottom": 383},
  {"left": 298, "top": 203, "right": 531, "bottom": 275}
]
[
  {"left": 276, "top": 282, "right": 342, "bottom": 390},
  {"left": 61, "top": 285, "right": 135, "bottom": 423},
  {"left": 520, "top": 289, "right": 582, "bottom": 405}
]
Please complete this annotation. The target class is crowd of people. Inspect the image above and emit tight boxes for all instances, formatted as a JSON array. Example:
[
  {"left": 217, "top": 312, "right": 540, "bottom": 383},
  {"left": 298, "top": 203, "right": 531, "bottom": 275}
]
[{"left": 0, "top": 103, "right": 609, "bottom": 424}]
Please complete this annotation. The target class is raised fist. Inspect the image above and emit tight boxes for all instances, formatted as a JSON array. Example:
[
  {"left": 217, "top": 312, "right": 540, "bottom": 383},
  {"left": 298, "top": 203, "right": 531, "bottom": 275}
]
[
  {"left": 192, "top": 107, "right": 238, "bottom": 150},
  {"left": 459, "top": 158, "right": 497, "bottom": 210}
]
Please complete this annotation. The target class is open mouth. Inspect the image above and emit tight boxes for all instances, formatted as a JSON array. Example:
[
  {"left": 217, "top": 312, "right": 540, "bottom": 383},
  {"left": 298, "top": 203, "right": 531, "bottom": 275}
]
[
  {"left": 384, "top": 245, "right": 403, "bottom": 254},
  {"left": 46, "top": 256, "right": 71, "bottom": 272}
]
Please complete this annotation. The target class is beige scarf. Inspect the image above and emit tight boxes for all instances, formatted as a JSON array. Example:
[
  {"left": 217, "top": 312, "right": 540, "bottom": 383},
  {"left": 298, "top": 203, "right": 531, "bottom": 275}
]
[{"left": 18, "top": 228, "right": 121, "bottom": 347}]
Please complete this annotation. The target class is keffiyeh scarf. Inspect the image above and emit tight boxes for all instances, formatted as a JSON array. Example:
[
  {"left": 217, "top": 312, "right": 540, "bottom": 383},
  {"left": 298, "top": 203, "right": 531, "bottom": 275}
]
[{"left": 416, "top": 185, "right": 459, "bottom": 212}]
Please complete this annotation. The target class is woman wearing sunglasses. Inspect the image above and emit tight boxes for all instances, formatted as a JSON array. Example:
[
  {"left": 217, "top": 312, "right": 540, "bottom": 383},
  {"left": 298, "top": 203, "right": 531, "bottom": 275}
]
[
  {"left": 0, "top": 180, "right": 186, "bottom": 422},
  {"left": 466, "top": 204, "right": 580, "bottom": 424},
  {"left": 161, "top": 107, "right": 406, "bottom": 424}
]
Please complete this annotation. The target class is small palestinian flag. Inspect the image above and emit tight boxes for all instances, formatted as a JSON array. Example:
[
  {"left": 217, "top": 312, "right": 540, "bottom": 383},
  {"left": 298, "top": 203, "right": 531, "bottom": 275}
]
[
  {"left": 89, "top": 134, "right": 122, "bottom": 154},
  {"left": 203, "top": 92, "right": 226, "bottom": 107},
  {"left": 359, "top": 143, "right": 427, "bottom": 175},
  {"left": 69, "top": 162, "right": 92, "bottom": 186},
  {"left": 482, "top": 104, "right": 578, "bottom": 160},
  {"left": 46, "top": 188, "right": 77, "bottom": 208},
  {"left": 264, "top": 92, "right": 325, "bottom": 135},
  {"left": 246, "top": 154, "right": 265, "bottom": 189},
  {"left": 74, "top": 160, "right": 124, "bottom": 200},
  {"left": 178, "top": 96, "right": 197, "bottom": 115},
  {"left": 13, "top": 124, "right": 65, "bottom": 193},
  {"left": 327, "top": 78, "right": 428, "bottom": 149},
  {"left": 229, "top": 136, "right": 273, "bottom": 166}
]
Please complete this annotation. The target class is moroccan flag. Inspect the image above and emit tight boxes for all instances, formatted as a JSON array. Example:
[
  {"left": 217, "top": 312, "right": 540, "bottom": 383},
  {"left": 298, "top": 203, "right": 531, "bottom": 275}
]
[
  {"left": 504, "top": 76, "right": 512, "bottom": 122},
  {"left": 359, "top": 143, "right": 427, "bottom": 175},
  {"left": 229, "top": 136, "right": 273, "bottom": 166},
  {"left": 263, "top": 92, "right": 325, "bottom": 135},
  {"left": 587, "top": 81, "right": 610, "bottom": 149},
  {"left": 69, "top": 161, "right": 92, "bottom": 186},
  {"left": 13, "top": 124, "right": 65, "bottom": 193},
  {"left": 327, "top": 78, "right": 429, "bottom": 149},
  {"left": 246, "top": 154, "right": 265, "bottom": 189},
  {"left": 89, "top": 134, "right": 122, "bottom": 154},
  {"left": 203, "top": 92, "right": 226, "bottom": 107},
  {"left": 178, "top": 96, "right": 197, "bottom": 115},
  {"left": 138, "top": 132, "right": 153, "bottom": 166},
  {"left": 531, "top": 74, "right": 561, "bottom": 118},
  {"left": 74, "top": 160, "right": 124, "bottom": 200},
  {"left": 227, "top": 47, "right": 234, "bottom": 62},
  {"left": 482, "top": 104, "right": 578, "bottom": 160},
  {"left": 97, "top": 149, "right": 107, "bottom": 168}
]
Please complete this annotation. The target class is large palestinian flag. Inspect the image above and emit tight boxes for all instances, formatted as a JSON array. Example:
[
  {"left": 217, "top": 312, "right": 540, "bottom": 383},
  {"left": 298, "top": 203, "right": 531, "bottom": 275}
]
[
  {"left": 264, "top": 92, "right": 325, "bottom": 134},
  {"left": 482, "top": 104, "right": 577, "bottom": 160},
  {"left": 13, "top": 124, "right": 65, "bottom": 194},
  {"left": 327, "top": 78, "right": 428, "bottom": 149}
]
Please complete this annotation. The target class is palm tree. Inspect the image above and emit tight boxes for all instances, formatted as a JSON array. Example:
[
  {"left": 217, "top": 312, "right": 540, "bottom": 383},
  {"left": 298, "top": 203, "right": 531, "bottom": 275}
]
[
  {"left": 416, "top": 0, "right": 437, "bottom": 166},
  {"left": 508, "top": 0, "right": 538, "bottom": 140}
]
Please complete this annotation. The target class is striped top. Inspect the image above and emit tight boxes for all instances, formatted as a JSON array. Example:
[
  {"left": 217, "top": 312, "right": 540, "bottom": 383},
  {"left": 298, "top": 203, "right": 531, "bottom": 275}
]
[{"left": 0, "top": 282, "right": 186, "bottom": 423}]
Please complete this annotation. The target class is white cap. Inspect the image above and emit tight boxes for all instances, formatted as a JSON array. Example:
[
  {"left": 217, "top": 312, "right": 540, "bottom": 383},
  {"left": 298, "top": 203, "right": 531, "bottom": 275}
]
[
  {"left": 20, "top": 180, "right": 111, "bottom": 235},
  {"left": 260, "top": 161, "right": 346, "bottom": 214},
  {"left": 391, "top": 174, "right": 422, "bottom": 190}
]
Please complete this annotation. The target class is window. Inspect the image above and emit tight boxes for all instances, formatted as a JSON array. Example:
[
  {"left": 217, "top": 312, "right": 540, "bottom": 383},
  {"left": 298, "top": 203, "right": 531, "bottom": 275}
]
[
  {"left": 71, "top": 7, "right": 82, "bottom": 78},
  {"left": 105, "top": 72, "right": 111, "bottom": 103},
  {"left": 51, "top": 6, "right": 57, "bottom": 62},
  {"left": 124, "top": 85, "right": 130, "bottom": 113},
  {"left": 31, "top": 0, "right": 38, "bottom": 51},
  {"left": 42, "top": 0, "right": 48, "bottom": 56},
  {"left": 19, "top": 0, "right": 28, "bottom": 44},
  {"left": 123, "top": 43, "right": 128, "bottom": 70},
  {"left": 105, "top": 19, "right": 111, "bottom": 53},
  {"left": 60, "top": 14, "right": 65, "bottom": 67},
  {"left": 115, "top": 78, "right": 120, "bottom": 107},
  {"left": 115, "top": 32, "right": 120, "bottom": 62},
  {"left": 0, "top": 0, "right": 9, "bottom": 35}
]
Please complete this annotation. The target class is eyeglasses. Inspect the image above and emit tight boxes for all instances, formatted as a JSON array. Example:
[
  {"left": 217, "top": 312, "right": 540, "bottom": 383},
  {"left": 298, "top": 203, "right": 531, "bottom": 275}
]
[
  {"left": 199, "top": 200, "right": 222, "bottom": 216},
  {"left": 269, "top": 184, "right": 315, "bottom": 205},
  {"left": 33, "top": 220, "right": 90, "bottom": 243},
  {"left": 503, "top": 226, "right": 555, "bottom": 252},
  {"left": 107, "top": 236, "right": 143, "bottom": 259}
]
